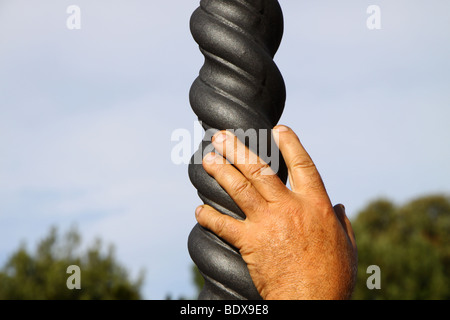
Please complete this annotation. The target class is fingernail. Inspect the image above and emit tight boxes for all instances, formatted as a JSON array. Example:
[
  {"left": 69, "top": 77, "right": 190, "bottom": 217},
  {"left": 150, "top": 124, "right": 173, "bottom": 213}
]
[
  {"left": 195, "top": 206, "right": 203, "bottom": 218},
  {"left": 203, "top": 153, "right": 217, "bottom": 164},
  {"left": 213, "top": 132, "right": 228, "bottom": 144},
  {"left": 339, "top": 204, "right": 346, "bottom": 212},
  {"left": 274, "top": 125, "right": 289, "bottom": 133}
]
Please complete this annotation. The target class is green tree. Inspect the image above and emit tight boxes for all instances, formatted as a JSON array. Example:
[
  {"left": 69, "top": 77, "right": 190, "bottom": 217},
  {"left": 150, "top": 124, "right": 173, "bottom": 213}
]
[
  {"left": 352, "top": 194, "right": 450, "bottom": 299},
  {"left": 189, "top": 194, "right": 450, "bottom": 300},
  {"left": 0, "top": 226, "right": 144, "bottom": 300},
  {"left": 192, "top": 265, "right": 204, "bottom": 298}
]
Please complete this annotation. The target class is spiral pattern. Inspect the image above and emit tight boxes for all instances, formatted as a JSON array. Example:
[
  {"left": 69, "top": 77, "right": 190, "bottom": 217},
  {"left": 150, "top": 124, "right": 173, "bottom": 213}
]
[{"left": 188, "top": 0, "right": 287, "bottom": 300}]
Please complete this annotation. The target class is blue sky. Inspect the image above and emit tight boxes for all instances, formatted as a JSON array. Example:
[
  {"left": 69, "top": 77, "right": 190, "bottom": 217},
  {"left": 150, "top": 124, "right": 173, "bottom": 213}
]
[{"left": 0, "top": 0, "right": 449, "bottom": 299}]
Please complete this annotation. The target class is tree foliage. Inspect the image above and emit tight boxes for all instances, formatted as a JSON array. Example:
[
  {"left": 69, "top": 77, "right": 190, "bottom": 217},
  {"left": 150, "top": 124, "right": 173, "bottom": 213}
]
[
  {"left": 189, "top": 194, "right": 450, "bottom": 300},
  {"left": 0, "top": 226, "right": 144, "bottom": 300},
  {"left": 191, "top": 264, "right": 204, "bottom": 298},
  {"left": 352, "top": 194, "right": 450, "bottom": 299}
]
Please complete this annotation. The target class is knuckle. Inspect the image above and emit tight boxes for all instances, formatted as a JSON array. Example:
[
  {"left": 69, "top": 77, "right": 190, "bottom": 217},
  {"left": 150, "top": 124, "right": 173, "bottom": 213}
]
[
  {"left": 247, "top": 163, "right": 271, "bottom": 181},
  {"left": 231, "top": 179, "right": 252, "bottom": 196},
  {"left": 213, "top": 216, "right": 227, "bottom": 235},
  {"left": 290, "top": 154, "right": 316, "bottom": 171}
]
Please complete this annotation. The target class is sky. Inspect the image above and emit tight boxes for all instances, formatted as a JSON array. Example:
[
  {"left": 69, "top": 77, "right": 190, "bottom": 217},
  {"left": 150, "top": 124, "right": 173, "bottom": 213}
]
[{"left": 0, "top": 0, "right": 449, "bottom": 299}]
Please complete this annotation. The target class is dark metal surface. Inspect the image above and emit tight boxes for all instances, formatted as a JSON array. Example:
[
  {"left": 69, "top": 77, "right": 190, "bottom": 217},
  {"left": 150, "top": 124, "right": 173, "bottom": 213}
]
[{"left": 188, "top": 0, "right": 287, "bottom": 300}]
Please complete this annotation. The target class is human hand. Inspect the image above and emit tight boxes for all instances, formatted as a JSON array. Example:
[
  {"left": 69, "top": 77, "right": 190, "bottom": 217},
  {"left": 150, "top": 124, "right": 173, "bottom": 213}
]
[{"left": 195, "top": 125, "right": 358, "bottom": 300}]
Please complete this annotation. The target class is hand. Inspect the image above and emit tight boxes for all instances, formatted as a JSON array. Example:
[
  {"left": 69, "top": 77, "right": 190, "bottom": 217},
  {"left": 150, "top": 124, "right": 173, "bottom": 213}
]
[{"left": 195, "top": 125, "right": 358, "bottom": 300}]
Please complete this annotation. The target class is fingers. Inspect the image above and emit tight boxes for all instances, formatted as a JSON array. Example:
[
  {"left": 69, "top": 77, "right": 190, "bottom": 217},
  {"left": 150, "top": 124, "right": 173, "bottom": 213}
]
[
  {"left": 209, "top": 130, "right": 288, "bottom": 202},
  {"left": 272, "top": 125, "right": 327, "bottom": 196},
  {"left": 203, "top": 152, "right": 266, "bottom": 213},
  {"left": 195, "top": 205, "right": 244, "bottom": 248},
  {"left": 333, "top": 204, "right": 357, "bottom": 251}
]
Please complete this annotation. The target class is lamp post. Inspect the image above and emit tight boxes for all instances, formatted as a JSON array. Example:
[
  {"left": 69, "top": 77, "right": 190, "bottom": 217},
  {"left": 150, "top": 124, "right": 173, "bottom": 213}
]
[{"left": 188, "top": 0, "right": 287, "bottom": 300}]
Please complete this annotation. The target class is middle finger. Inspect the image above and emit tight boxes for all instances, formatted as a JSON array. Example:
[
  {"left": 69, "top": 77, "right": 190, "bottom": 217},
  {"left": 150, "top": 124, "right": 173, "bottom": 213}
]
[{"left": 212, "top": 130, "right": 288, "bottom": 202}]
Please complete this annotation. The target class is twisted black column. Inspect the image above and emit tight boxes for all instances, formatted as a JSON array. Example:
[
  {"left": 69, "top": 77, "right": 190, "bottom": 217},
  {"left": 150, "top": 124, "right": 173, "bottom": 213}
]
[{"left": 188, "top": 0, "right": 287, "bottom": 300}]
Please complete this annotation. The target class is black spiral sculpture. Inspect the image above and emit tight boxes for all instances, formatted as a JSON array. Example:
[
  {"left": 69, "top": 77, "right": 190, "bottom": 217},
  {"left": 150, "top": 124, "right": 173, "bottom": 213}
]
[{"left": 188, "top": 0, "right": 288, "bottom": 300}]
